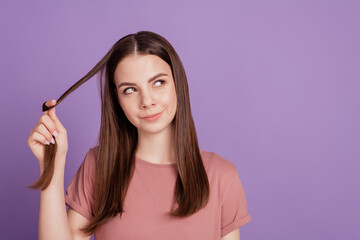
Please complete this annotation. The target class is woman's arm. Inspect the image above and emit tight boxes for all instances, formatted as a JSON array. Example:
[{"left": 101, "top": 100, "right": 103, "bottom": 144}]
[
  {"left": 38, "top": 155, "right": 72, "bottom": 240},
  {"left": 222, "top": 229, "right": 240, "bottom": 240}
]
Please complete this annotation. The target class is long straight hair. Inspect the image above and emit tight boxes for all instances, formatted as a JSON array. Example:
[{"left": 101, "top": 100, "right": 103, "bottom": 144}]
[{"left": 29, "top": 31, "right": 210, "bottom": 235}]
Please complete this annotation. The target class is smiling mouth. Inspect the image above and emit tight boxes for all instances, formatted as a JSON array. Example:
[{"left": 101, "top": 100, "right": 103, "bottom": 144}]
[
  {"left": 141, "top": 111, "right": 163, "bottom": 121},
  {"left": 142, "top": 111, "right": 163, "bottom": 119}
]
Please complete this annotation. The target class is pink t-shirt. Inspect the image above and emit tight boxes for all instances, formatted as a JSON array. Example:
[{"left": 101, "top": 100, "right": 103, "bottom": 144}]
[{"left": 65, "top": 146, "right": 252, "bottom": 239}]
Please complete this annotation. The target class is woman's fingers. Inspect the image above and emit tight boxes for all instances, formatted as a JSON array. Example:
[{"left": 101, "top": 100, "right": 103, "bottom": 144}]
[
  {"left": 38, "top": 113, "right": 56, "bottom": 134},
  {"left": 36, "top": 124, "right": 56, "bottom": 144},
  {"left": 27, "top": 99, "right": 69, "bottom": 167},
  {"left": 32, "top": 130, "right": 51, "bottom": 145},
  {"left": 44, "top": 100, "right": 65, "bottom": 131},
  {"left": 42, "top": 99, "right": 56, "bottom": 116}
]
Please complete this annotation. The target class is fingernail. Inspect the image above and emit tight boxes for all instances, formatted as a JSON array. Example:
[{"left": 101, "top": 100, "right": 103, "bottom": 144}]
[
  {"left": 45, "top": 140, "right": 50, "bottom": 145},
  {"left": 53, "top": 130, "right": 58, "bottom": 137},
  {"left": 50, "top": 138, "right": 55, "bottom": 144}
]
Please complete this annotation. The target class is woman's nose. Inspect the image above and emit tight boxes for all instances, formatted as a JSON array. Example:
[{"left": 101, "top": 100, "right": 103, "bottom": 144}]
[{"left": 140, "top": 91, "right": 156, "bottom": 109}]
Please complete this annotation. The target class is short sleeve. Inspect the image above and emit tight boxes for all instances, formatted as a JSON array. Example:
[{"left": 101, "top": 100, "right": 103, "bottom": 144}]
[
  {"left": 65, "top": 148, "right": 96, "bottom": 221},
  {"left": 221, "top": 166, "right": 252, "bottom": 237}
]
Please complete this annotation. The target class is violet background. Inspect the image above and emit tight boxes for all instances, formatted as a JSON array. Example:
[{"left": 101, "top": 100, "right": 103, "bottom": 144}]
[{"left": 1, "top": 0, "right": 359, "bottom": 239}]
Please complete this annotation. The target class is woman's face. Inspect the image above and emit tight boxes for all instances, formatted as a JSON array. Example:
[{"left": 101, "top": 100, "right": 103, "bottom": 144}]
[{"left": 114, "top": 54, "right": 177, "bottom": 135}]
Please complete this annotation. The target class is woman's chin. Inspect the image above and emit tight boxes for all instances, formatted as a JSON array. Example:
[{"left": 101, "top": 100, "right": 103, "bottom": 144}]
[{"left": 137, "top": 124, "right": 172, "bottom": 135}]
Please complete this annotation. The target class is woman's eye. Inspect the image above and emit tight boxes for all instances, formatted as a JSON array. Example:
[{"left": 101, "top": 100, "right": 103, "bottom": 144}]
[
  {"left": 122, "top": 80, "right": 164, "bottom": 95},
  {"left": 154, "top": 80, "right": 165, "bottom": 87},
  {"left": 123, "top": 87, "right": 136, "bottom": 94}
]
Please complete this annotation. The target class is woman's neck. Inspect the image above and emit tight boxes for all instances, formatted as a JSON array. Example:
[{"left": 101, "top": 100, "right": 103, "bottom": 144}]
[{"left": 135, "top": 125, "right": 176, "bottom": 164}]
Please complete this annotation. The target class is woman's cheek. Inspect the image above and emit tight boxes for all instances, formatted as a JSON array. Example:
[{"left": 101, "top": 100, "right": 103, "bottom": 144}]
[{"left": 119, "top": 101, "right": 133, "bottom": 119}]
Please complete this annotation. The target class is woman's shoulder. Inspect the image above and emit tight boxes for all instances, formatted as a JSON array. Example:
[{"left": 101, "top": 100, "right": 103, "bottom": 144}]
[
  {"left": 89, "top": 145, "right": 100, "bottom": 157},
  {"left": 200, "top": 149, "right": 238, "bottom": 177},
  {"left": 80, "top": 145, "right": 100, "bottom": 168}
]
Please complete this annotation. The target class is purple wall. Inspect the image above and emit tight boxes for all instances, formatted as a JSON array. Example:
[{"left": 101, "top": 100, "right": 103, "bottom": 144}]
[{"left": 1, "top": 0, "right": 359, "bottom": 239}]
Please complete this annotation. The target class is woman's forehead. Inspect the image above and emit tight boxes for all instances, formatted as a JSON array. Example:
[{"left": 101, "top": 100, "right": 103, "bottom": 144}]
[{"left": 114, "top": 54, "right": 172, "bottom": 83}]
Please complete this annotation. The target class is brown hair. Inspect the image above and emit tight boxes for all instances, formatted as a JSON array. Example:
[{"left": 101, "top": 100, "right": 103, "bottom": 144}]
[{"left": 28, "top": 31, "right": 210, "bottom": 235}]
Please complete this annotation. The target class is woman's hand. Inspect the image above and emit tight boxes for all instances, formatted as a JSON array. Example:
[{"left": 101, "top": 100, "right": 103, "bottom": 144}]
[{"left": 27, "top": 100, "right": 68, "bottom": 170}]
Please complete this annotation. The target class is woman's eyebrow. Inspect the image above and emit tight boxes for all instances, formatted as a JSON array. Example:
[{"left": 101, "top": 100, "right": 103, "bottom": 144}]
[{"left": 117, "top": 73, "right": 168, "bottom": 89}]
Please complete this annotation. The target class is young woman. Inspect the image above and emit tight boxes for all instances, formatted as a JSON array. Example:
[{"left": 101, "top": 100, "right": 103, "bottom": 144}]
[{"left": 27, "top": 31, "right": 252, "bottom": 240}]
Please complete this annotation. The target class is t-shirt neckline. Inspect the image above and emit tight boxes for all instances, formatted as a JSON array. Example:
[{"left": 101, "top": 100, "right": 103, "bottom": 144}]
[
  {"left": 135, "top": 156, "right": 177, "bottom": 168},
  {"left": 134, "top": 150, "right": 204, "bottom": 169}
]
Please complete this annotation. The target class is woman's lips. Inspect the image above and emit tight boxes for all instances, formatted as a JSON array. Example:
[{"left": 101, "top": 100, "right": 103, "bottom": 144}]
[{"left": 141, "top": 111, "right": 163, "bottom": 121}]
